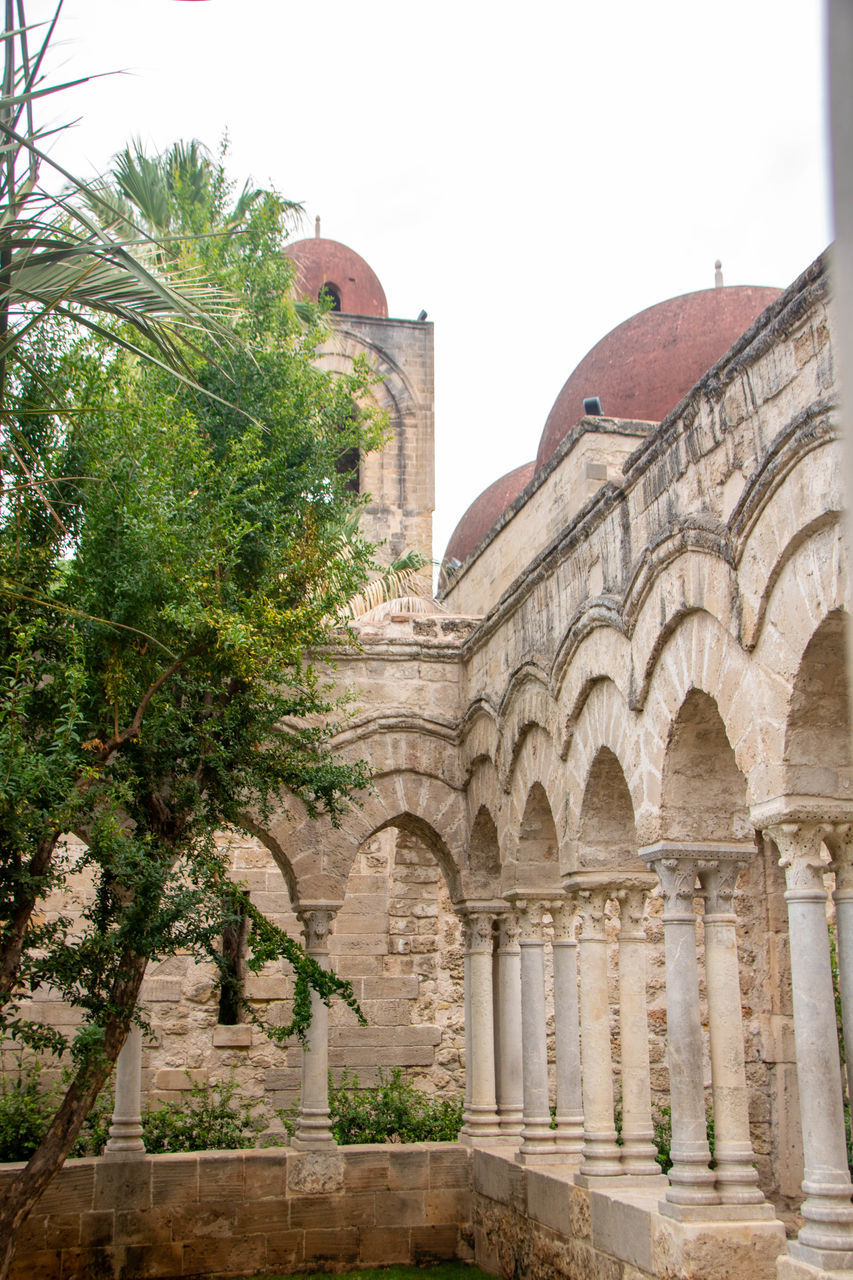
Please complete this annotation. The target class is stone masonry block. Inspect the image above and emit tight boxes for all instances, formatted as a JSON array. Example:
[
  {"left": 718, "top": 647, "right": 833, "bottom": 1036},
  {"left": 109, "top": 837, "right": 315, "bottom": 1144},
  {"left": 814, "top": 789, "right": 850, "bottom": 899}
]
[
  {"left": 291, "top": 1192, "right": 376, "bottom": 1230},
  {"left": 38, "top": 1164, "right": 96, "bottom": 1215},
  {"left": 359, "top": 1226, "right": 412, "bottom": 1265},
  {"left": 430, "top": 1146, "right": 471, "bottom": 1190},
  {"left": 151, "top": 1156, "right": 199, "bottom": 1207},
  {"left": 303, "top": 1227, "right": 359, "bottom": 1264},
  {"left": 92, "top": 1161, "right": 151, "bottom": 1213},
  {"left": 388, "top": 1149, "right": 430, "bottom": 1190},
  {"left": 197, "top": 1151, "right": 245, "bottom": 1200}
]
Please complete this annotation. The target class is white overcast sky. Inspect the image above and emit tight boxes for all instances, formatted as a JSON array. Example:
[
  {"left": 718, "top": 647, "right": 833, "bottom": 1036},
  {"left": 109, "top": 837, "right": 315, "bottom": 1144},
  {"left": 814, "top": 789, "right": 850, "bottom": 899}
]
[{"left": 29, "top": 0, "right": 831, "bottom": 565}]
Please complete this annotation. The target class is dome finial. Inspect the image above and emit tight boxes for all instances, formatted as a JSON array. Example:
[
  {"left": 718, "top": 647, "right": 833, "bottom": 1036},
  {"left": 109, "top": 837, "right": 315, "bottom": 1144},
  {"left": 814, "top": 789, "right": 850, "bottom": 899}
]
[
  {"left": 315, "top": 215, "right": 321, "bottom": 239},
  {"left": 715, "top": 259, "right": 723, "bottom": 288}
]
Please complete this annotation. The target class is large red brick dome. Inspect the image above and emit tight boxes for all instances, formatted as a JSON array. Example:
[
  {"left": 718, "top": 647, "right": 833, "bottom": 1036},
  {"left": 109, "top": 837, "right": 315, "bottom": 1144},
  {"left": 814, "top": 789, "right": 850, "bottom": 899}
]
[
  {"left": 439, "top": 461, "right": 535, "bottom": 590},
  {"left": 535, "top": 285, "right": 780, "bottom": 475},
  {"left": 283, "top": 236, "right": 388, "bottom": 318}
]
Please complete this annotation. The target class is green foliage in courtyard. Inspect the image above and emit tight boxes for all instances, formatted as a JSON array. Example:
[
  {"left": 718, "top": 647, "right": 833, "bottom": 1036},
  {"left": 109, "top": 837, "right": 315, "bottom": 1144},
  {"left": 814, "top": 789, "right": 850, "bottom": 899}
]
[
  {"left": 0, "top": 94, "right": 383, "bottom": 1263},
  {"left": 281, "top": 1068, "right": 464, "bottom": 1145}
]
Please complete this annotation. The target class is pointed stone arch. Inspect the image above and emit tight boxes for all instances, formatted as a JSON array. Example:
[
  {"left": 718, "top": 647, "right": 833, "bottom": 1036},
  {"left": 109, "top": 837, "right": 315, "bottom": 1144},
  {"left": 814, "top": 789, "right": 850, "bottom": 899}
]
[
  {"left": 783, "top": 607, "right": 852, "bottom": 802},
  {"left": 658, "top": 688, "right": 751, "bottom": 846},
  {"left": 573, "top": 746, "right": 642, "bottom": 875},
  {"left": 564, "top": 677, "right": 642, "bottom": 859}
]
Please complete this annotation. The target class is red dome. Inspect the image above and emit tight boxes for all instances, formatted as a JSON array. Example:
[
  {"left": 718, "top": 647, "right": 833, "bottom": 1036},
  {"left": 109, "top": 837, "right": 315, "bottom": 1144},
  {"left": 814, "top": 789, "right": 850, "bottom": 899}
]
[
  {"left": 283, "top": 236, "right": 388, "bottom": 318},
  {"left": 440, "top": 461, "right": 535, "bottom": 589},
  {"left": 535, "top": 285, "right": 780, "bottom": 474}
]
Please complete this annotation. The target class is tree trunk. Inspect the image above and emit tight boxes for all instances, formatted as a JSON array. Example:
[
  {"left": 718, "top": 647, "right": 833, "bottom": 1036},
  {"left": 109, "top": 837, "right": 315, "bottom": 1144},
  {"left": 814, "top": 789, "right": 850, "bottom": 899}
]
[{"left": 0, "top": 951, "right": 148, "bottom": 1280}]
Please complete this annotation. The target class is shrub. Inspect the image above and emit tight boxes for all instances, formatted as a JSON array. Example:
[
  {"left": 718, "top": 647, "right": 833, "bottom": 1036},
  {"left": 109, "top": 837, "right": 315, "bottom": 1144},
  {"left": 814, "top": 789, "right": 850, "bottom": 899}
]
[
  {"left": 142, "top": 1077, "right": 262, "bottom": 1153},
  {"left": 329, "top": 1068, "right": 463, "bottom": 1144},
  {"left": 0, "top": 1062, "right": 57, "bottom": 1163},
  {"left": 280, "top": 1068, "right": 464, "bottom": 1145}
]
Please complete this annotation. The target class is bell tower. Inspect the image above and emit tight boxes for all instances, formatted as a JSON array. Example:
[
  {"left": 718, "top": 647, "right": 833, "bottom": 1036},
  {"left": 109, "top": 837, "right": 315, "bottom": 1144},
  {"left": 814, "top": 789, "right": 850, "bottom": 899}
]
[{"left": 284, "top": 231, "right": 434, "bottom": 567}]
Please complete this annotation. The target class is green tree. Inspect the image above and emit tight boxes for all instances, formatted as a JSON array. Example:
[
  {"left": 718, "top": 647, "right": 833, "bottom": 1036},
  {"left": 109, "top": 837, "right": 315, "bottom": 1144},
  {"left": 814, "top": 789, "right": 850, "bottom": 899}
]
[{"left": 0, "top": 115, "right": 384, "bottom": 1280}]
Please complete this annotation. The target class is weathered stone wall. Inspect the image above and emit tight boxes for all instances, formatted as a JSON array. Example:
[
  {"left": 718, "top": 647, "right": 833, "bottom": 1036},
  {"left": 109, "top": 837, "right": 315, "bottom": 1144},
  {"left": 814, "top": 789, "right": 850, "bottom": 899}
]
[
  {"left": 473, "top": 1149, "right": 785, "bottom": 1280},
  {"left": 4, "top": 1144, "right": 472, "bottom": 1280}
]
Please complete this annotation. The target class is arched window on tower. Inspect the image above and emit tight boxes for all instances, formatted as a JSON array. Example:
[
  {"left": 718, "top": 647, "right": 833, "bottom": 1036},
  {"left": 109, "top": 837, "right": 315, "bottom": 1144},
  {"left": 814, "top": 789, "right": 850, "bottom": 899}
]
[{"left": 319, "top": 281, "right": 342, "bottom": 312}]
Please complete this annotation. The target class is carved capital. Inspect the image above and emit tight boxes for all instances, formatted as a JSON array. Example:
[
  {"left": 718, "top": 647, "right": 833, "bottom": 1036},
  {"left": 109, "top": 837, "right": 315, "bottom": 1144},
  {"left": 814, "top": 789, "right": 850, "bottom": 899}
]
[
  {"left": 496, "top": 912, "right": 521, "bottom": 952},
  {"left": 513, "top": 898, "right": 553, "bottom": 942},
  {"left": 697, "top": 859, "right": 743, "bottom": 915},
  {"left": 297, "top": 907, "right": 336, "bottom": 953},
  {"left": 614, "top": 884, "right": 648, "bottom": 938},
  {"left": 764, "top": 821, "right": 830, "bottom": 895},
  {"left": 577, "top": 886, "right": 609, "bottom": 940},
  {"left": 653, "top": 857, "right": 699, "bottom": 919},
  {"left": 551, "top": 898, "right": 578, "bottom": 943},
  {"left": 824, "top": 822, "right": 853, "bottom": 893},
  {"left": 462, "top": 911, "right": 496, "bottom": 953}
]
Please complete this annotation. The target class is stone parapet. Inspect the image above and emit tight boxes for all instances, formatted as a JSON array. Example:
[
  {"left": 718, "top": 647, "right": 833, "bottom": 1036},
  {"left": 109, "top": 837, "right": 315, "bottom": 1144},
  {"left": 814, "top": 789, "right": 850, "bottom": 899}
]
[
  {"left": 473, "top": 1147, "right": 787, "bottom": 1280},
  {"left": 2, "top": 1144, "right": 472, "bottom": 1280}
]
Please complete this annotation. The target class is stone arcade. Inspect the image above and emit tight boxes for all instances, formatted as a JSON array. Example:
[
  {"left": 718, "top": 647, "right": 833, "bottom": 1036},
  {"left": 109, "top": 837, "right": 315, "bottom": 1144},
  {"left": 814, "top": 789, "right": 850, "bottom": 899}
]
[{"left": 3, "top": 238, "right": 851, "bottom": 1280}]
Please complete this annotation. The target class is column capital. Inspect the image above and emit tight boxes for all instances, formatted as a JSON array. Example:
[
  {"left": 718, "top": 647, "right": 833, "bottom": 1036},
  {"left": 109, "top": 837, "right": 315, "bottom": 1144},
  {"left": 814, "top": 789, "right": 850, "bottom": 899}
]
[
  {"left": 506, "top": 893, "right": 560, "bottom": 941},
  {"left": 643, "top": 853, "right": 699, "bottom": 920},
  {"left": 824, "top": 823, "right": 853, "bottom": 894},
  {"left": 763, "top": 821, "right": 830, "bottom": 896},
  {"left": 614, "top": 882, "right": 652, "bottom": 938},
  {"left": 697, "top": 859, "right": 745, "bottom": 916},
  {"left": 461, "top": 910, "right": 497, "bottom": 953},
  {"left": 576, "top": 886, "right": 609, "bottom": 940},
  {"left": 296, "top": 901, "right": 339, "bottom": 953},
  {"left": 496, "top": 911, "right": 521, "bottom": 952},
  {"left": 551, "top": 898, "right": 578, "bottom": 942}
]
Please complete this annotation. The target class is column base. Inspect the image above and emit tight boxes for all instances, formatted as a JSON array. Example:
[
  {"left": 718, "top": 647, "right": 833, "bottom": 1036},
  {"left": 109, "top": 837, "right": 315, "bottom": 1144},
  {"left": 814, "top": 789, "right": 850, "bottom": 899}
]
[
  {"left": 660, "top": 1198, "right": 778, "bottom": 1223},
  {"left": 102, "top": 1142, "right": 146, "bottom": 1161},
  {"left": 103, "top": 1122, "right": 145, "bottom": 1159},
  {"left": 459, "top": 1129, "right": 506, "bottom": 1147},
  {"left": 576, "top": 1170, "right": 667, "bottom": 1189},
  {"left": 779, "top": 1244, "right": 853, "bottom": 1277},
  {"left": 291, "top": 1108, "right": 336, "bottom": 1150},
  {"left": 291, "top": 1133, "right": 336, "bottom": 1150},
  {"left": 516, "top": 1148, "right": 572, "bottom": 1166}
]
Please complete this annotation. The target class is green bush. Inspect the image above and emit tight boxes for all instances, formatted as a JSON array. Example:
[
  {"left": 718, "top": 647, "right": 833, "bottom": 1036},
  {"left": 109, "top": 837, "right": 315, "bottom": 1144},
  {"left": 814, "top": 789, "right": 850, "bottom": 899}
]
[
  {"left": 142, "top": 1077, "right": 262, "bottom": 1153},
  {"left": 0, "top": 1062, "right": 57, "bottom": 1163},
  {"left": 281, "top": 1068, "right": 464, "bottom": 1145}
]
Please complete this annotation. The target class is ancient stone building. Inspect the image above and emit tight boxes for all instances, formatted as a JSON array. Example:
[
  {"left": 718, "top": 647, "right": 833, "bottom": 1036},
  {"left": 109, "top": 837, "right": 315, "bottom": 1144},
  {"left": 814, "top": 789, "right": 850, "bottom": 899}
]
[{"left": 5, "top": 236, "right": 852, "bottom": 1280}]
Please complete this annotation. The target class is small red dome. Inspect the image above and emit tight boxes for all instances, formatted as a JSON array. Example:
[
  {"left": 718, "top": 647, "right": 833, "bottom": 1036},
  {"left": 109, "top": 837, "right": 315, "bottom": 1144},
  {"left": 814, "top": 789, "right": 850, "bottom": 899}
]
[
  {"left": 440, "top": 461, "right": 535, "bottom": 590},
  {"left": 535, "top": 285, "right": 780, "bottom": 475},
  {"left": 283, "top": 236, "right": 388, "bottom": 318}
]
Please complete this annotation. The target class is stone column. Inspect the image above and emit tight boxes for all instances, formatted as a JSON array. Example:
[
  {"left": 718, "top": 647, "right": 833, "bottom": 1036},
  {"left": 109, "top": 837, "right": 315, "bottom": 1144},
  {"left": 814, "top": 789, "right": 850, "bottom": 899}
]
[
  {"left": 827, "top": 823, "right": 853, "bottom": 1104},
  {"left": 614, "top": 881, "right": 661, "bottom": 1178},
  {"left": 512, "top": 896, "right": 560, "bottom": 1163},
  {"left": 292, "top": 904, "right": 337, "bottom": 1150},
  {"left": 766, "top": 821, "right": 853, "bottom": 1268},
  {"left": 551, "top": 897, "right": 584, "bottom": 1158},
  {"left": 459, "top": 905, "right": 502, "bottom": 1143},
  {"left": 103, "top": 1024, "right": 145, "bottom": 1160},
  {"left": 494, "top": 912, "right": 524, "bottom": 1139},
  {"left": 575, "top": 879, "right": 621, "bottom": 1178},
  {"left": 646, "top": 852, "right": 718, "bottom": 1209},
  {"left": 697, "top": 855, "right": 765, "bottom": 1207}
]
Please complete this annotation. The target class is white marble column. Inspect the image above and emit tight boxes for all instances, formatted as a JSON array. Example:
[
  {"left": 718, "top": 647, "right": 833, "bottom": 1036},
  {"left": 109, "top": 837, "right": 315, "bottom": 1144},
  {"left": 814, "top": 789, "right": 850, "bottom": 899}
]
[
  {"left": 512, "top": 896, "right": 561, "bottom": 1164},
  {"left": 615, "top": 881, "right": 661, "bottom": 1178},
  {"left": 292, "top": 904, "right": 337, "bottom": 1150},
  {"left": 459, "top": 905, "right": 502, "bottom": 1143},
  {"left": 826, "top": 823, "right": 853, "bottom": 1105},
  {"left": 103, "top": 1024, "right": 145, "bottom": 1160},
  {"left": 551, "top": 897, "right": 584, "bottom": 1158},
  {"left": 766, "top": 821, "right": 853, "bottom": 1269},
  {"left": 697, "top": 855, "right": 765, "bottom": 1207},
  {"left": 494, "top": 912, "right": 524, "bottom": 1139},
  {"left": 647, "top": 852, "right": 718, "bottom": 1210},
  {"left": 576, "top": 880, "right": 621, "bottom": 1178}
]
